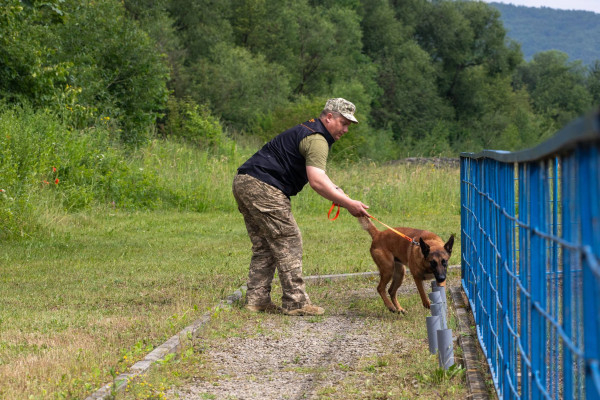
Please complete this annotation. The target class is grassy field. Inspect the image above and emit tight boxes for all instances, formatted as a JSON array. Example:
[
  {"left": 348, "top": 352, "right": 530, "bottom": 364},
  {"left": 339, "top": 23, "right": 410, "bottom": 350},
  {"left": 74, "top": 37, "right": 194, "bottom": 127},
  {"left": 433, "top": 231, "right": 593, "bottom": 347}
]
[{"left": 0, "top": 161, "right": 461, "bottom": 399}]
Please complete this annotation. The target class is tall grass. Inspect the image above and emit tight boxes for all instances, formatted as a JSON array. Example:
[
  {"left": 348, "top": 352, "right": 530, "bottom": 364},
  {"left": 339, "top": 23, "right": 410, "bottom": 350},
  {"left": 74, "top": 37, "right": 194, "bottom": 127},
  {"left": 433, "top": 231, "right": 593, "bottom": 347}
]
[
  {"left": 0, "top": 106, "right": 249, "bottom": 238},
  {"left": 295, "top": 160, "right": 460, "bottom": 219},
  {"left": 130, "top": 139, "right": 245, "bottom": 212}
]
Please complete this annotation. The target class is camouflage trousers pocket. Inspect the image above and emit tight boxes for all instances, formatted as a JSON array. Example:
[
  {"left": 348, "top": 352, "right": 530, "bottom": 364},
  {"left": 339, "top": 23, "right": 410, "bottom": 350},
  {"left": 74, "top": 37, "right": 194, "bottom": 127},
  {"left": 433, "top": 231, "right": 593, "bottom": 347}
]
[{"left": 233, "top": 174, "right": 300, "bottom": 239}]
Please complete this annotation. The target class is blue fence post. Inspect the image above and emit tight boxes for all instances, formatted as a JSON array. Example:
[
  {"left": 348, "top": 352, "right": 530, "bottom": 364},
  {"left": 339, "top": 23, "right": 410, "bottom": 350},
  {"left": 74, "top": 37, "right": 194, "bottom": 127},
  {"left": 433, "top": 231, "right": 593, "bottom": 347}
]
[
  {"left": 550, "top": 158, "right": 560, "bottom": 400},
  {"left": 518, "top": 163, "right": 531, "bottom": 400},
  {"left": 530, "top": 162, "right": 548, "bottom": 400},
  {"left": 498, "top": 161, "right": 511, "bottom": 399},
  {"left": 579, "top": 145, "right": 600, "bottom": 400},
  {"left": 461, "top": 157, "right": 467, "bottom": 283},
  {"left": 475, "top": 159, "right": 485, "bottom": 348},
  {"left": 561, "top": 153, "right": 576, "bottom": 400},
  {"left": 484, "top": 158, "right": 495, "bottom": 382}
]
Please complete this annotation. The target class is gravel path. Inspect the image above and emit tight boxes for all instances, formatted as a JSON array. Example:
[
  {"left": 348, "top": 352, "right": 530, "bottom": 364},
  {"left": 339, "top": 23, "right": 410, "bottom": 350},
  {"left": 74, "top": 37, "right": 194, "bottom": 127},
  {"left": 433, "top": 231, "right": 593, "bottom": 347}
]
[
  {"left": 164, "top": 278, "right": 413, "bottom": 400},
  {"left": 169, "top": 314, "right": 385, "bottom": 400}
]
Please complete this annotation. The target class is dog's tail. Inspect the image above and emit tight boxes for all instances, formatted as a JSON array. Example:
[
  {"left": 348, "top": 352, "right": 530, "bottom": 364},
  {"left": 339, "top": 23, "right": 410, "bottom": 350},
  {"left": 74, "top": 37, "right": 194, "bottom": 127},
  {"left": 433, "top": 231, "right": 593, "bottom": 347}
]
[{"left": 358, "top": 216, "right": 379, "bottom": 239}]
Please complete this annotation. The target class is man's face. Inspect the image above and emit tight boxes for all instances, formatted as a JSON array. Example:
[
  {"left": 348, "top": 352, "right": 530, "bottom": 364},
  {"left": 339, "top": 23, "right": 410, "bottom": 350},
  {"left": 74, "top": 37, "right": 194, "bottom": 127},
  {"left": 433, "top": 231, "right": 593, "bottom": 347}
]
[{"left": 324, "top": 113, "right": 353, "bottom": 141}]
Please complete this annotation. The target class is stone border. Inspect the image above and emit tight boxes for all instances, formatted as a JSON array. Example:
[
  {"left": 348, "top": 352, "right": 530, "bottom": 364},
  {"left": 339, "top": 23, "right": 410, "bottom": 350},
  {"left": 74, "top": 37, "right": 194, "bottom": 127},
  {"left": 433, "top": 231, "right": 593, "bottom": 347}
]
[
  {"left": 85, "top": 265, "right": 469, "bottom": 400},
  {"left": 84, "top": 288, "right": 246, "bottom": 400},
  {"left": 448, "top": 286, "right": 494, "bottom": 400}
]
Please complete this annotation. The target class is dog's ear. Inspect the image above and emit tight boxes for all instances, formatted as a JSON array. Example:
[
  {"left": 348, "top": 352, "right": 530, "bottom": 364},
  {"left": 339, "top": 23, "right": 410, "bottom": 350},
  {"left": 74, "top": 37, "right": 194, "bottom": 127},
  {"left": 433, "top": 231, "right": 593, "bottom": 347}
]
[
  {"left": 419, "top": 238, "right": 430, "bottom": 258},
  {"left": 444, "top": 234, "right": 455, "bottom": 255}
]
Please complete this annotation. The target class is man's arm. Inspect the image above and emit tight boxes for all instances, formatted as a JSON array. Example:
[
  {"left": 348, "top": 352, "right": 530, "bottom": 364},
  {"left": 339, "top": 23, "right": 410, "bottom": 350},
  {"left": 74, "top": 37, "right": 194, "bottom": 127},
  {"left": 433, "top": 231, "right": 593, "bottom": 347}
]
[{"left": 306, "top": 165, "right": 369, "bottom": 217}]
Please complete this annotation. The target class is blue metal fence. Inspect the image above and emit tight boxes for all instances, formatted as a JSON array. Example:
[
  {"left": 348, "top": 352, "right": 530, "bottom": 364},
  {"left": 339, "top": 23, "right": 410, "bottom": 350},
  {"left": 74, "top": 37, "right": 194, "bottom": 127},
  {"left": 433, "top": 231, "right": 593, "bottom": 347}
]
[{"left": 460, "top": 109, "right": 600, "bottom": 400}]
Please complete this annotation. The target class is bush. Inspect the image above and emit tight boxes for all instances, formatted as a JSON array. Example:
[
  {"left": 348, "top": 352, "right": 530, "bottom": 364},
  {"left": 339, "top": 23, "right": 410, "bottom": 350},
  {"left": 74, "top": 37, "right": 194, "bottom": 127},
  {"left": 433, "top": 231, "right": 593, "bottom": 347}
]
[
  {"left": 0, "top": 0, "right": 68, "bottom": 105},
  {"left": 190, "top": 42, "right": 291, "bottom": 131},
  {"left": 249, "top": 97, "right": 326, "bottom": 142},
  {"left": 0, "top": 0, "right": 169, "bottom": 143},
  {"left": 0, "top": 106, "right": 156, "bottom": 237},
  {"left": 163, "top": 97, "right": 233, "bottom": 152},
  {"left": 0, "top": 105, "right": 245, "bottom": 238}
]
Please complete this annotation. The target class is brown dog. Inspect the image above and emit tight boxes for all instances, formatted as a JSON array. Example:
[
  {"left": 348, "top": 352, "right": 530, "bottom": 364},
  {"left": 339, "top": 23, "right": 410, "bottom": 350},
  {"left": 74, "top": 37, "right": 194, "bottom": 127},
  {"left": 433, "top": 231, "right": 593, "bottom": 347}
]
[{"left": 358, "top": 217, "right": 454, "bottom": 313}]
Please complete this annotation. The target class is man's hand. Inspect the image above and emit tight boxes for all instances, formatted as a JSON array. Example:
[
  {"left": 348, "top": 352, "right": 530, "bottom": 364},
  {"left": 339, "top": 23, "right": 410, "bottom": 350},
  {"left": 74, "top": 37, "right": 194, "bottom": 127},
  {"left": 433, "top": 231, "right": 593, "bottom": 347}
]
[{"left": 344, "top": 198, "right": 370, "bottom": 217}]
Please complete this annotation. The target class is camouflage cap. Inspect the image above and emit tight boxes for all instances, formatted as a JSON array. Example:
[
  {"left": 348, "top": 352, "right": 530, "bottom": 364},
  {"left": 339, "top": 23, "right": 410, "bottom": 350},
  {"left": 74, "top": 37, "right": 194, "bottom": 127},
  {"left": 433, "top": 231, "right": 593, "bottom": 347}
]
[{"left": 324, "top": 98, "right": 358, "bottom": 124}]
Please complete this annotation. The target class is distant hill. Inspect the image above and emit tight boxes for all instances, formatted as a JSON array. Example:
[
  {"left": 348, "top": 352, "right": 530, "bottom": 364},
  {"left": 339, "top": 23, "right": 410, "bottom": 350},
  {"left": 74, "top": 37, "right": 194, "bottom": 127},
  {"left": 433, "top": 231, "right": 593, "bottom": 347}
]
[{"left": 488, "top": 2, "right": 600, "bottom": 65}]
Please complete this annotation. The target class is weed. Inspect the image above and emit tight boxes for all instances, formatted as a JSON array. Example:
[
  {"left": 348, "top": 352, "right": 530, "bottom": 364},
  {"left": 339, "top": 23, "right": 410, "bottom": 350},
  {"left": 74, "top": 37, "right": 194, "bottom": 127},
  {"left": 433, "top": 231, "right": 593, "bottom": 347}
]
[
  {"left": 419, "top": 364, "right": 465, "bottom": 384},
  {"left": 337, "top": 363, "right": 351, "bottom": 371},
  {"left": 307, "top": 315, "right": 324, "bottom": 323}
]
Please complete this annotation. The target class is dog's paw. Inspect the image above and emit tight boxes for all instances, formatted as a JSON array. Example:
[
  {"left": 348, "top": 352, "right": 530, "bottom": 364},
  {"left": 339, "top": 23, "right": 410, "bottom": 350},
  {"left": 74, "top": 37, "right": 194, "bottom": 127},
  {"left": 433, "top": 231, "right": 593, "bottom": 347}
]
[{"left": 422, "top": 301, "right": 431, "bottom": 309}]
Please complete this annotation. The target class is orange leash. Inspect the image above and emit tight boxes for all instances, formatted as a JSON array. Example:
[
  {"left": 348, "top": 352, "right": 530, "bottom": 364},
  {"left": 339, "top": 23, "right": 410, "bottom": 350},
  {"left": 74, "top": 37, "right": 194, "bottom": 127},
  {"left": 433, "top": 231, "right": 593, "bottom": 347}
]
[
  {"left": 327, "top": 203, "right": 340, "bottom": 220},
  {"left": 367, "top": 214, "right": 418, "bottom": 245},
  {"left": 327, "top": 202, "right": 419, "bottom": 246}
]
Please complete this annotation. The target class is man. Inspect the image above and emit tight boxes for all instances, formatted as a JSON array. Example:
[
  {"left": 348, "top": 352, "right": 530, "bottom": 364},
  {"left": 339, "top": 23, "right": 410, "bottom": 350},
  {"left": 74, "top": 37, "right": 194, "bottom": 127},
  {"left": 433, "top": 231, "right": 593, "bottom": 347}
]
[{"left": 233, "top": 98, "right": 370, "bottom": 316}]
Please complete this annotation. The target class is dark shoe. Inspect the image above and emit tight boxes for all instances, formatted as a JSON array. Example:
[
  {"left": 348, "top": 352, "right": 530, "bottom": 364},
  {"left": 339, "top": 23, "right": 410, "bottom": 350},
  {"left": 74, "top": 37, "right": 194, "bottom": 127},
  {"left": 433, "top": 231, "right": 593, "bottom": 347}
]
[
  {"left": 245, "top": 302, "right": 283, "bottom": 314},
  {"left": 284, "top": 304, "right": 325, "bottom": 316}
]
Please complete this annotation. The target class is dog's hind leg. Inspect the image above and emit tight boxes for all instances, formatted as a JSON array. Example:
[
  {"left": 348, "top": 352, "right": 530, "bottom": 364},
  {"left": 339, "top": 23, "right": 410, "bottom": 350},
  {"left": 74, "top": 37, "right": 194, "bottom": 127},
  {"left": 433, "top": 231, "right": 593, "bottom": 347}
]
[
  {"left": 388, "top": 260, "right": 406, "bottom": 314},
  {"left": 371, "top": 249, "right": 398, "bottom": 312}
]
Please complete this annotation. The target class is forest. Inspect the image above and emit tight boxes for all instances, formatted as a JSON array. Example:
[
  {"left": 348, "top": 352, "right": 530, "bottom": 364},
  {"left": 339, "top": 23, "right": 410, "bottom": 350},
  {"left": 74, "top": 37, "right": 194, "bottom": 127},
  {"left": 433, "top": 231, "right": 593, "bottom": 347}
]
[
  {"left": 490, "top": 2, "right": 600, "bottom": 66},
  {"left": 2, "top": 0, "right": 599, "bottom": 158}
]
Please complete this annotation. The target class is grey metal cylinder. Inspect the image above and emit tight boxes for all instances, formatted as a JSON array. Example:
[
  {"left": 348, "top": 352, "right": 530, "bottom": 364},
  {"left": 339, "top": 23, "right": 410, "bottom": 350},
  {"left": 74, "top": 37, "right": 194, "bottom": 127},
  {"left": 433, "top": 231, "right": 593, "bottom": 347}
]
[
  {"left": 433, "top": 286, "right": 446, "bottom": 304},
  {"left": 428, "top": 291, "right": 442, "bottom": 305},
  {"left": 433, "top": 286, "right": 447, "bottom": 315},
  {"left": 430, "top": 303, "right": 447, "bottom": 330},
  {"left": 431, "top": 280, "right": 437, "bottom": 290},
  {"left": 437, "top": 329, "right": 455, "bottom": 370},
  {"left": 426, "top": 316, "right": 441, "bottom": 354}
]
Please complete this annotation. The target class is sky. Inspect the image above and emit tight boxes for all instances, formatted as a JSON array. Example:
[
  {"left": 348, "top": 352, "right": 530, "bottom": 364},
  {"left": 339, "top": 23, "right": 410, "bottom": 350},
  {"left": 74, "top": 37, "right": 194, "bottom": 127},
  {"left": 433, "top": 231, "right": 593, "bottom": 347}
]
[{"left": 480, "top": 0, "right": 600, "bottom": 13}]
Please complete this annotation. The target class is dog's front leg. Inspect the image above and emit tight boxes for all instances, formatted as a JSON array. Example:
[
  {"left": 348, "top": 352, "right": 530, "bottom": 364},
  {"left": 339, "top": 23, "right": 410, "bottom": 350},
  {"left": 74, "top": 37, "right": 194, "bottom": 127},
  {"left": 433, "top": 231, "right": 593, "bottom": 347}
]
[{"left": 414, "top": 277, "right": 431, "bottom": 309}]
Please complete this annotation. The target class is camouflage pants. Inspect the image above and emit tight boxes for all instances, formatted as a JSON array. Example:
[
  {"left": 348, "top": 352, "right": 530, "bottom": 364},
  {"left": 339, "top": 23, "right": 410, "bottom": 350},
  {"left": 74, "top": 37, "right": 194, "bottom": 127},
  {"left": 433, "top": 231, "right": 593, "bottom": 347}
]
[{"left": 232, "top": 174, "right": 310, "bottom": 310}]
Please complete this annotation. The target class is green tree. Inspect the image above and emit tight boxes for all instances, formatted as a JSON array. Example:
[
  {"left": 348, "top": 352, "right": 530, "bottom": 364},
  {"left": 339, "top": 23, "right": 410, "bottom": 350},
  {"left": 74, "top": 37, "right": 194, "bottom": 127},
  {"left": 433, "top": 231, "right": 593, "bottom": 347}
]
[
  {"left": 0, "top": 0, "right": 69, "bottom": 105},
  {"left": 280, "top": 2, "right": 366, "bottom": 96},
  {"left": 588, "top": 60, "right": 600, "bottom": 106},
  {"left": 374, "top": 41, "right": 453, "bottom": 145},
  {"left": 52, "top": 0, "right": 170, "bottom": 143},
  {"left": 190, "top": 43, "right": 291, "bottom": 130},
  {"left": 359, "top": 0, "right": 451, "bottom": 149},
  {"left": 359, "top": 0, "right": 410, "bottom": 58},
  {"left": 123, "top": 0, "right": 187, "bottom": 98},
  {"left": 228, "top": 0, "right": 370, "bottom": 97},
  {"left": 515, "top": 50, "right": 593, "bottom": 128},
  {"left": 416, "top": 0, "right": 520, "bottom": 118},
  {"left": 167, "top": 0, "right": 233, "bottom": 62}
]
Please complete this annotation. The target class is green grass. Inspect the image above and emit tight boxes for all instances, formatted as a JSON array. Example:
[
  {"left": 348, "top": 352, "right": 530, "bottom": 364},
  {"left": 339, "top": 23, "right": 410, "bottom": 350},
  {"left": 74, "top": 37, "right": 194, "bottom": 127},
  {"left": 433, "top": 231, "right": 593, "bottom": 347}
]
[{"left": 0, "top": 160, "right": 461, "bottom": 399}]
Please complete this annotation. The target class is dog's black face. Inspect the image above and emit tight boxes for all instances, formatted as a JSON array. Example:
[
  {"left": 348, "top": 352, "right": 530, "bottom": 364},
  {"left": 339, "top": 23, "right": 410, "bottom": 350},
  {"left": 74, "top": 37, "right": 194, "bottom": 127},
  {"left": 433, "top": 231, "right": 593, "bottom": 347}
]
[
  {"left": 419, "top": 234, "right": 454, "bottom": 283},
  {"left": 429, "top": 257, "right": 448, "bottom": 283}
]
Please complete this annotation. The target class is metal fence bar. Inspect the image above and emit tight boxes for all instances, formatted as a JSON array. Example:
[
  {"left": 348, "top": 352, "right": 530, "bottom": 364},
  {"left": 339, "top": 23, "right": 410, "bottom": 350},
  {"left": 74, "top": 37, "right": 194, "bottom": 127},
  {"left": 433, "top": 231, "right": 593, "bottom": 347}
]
[
  {"left": 579, "top": 145, "right": 600, "bottom": 400},
  {"left": 460, "top": 109, "right": 600, "bottom": 400},
  {"left": 519, "top": 163, "right": 532, "bottom": 400},
  {"left": 562, "top": 153, "right": 576, "bottom": 400}
]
